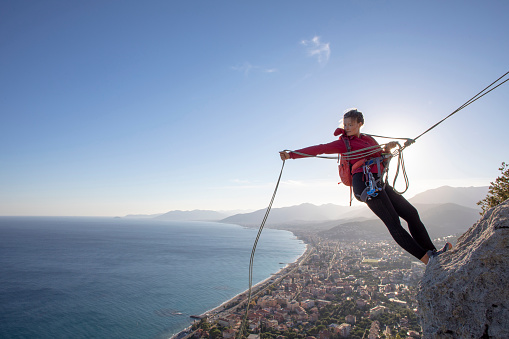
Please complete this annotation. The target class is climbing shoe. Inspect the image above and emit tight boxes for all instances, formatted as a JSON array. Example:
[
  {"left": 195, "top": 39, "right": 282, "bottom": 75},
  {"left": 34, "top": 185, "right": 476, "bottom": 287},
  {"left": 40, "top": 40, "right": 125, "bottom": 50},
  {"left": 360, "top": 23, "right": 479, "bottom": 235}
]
[
  {"left": 435, "top": 242, "right": 452, "bottom": 256},
  {"left": 426, "top": 243, "right": 452, "bottom": 264}
]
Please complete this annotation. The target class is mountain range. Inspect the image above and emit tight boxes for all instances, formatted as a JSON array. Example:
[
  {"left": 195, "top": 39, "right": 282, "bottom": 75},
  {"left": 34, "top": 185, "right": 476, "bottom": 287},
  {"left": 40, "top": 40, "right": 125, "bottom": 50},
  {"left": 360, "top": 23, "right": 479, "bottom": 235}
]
[
  {"left": 155, "top": 209, "right": 229, "bottom": 221},
  {"left": 408, "top": 185, "right": 489, "bottom": 207},
  {"left": 125, "top": 185, "right": 489, "bottom": 240},
  {"left": 316, "top": 202, "right": 483, "bottom": 241}
]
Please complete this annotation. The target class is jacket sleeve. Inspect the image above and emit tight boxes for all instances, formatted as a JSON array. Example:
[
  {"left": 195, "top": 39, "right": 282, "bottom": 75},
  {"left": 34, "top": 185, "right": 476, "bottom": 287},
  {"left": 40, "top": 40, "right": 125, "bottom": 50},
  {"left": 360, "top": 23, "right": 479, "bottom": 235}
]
[{"left": 290, "top": 139, "right": 346, "bottom": 159}]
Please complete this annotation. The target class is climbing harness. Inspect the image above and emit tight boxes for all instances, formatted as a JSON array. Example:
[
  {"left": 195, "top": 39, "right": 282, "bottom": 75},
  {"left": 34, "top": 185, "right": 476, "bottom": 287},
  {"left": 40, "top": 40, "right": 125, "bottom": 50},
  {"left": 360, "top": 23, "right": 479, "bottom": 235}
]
[
  {"left": 359, "top": 155, "right": 389, "bottom": 202},
  {"left": 235, "top": 70, "right": 508, "bottom": 339},
  {"left": 337, "top": 136, "right": 395, "bottom": 204}
]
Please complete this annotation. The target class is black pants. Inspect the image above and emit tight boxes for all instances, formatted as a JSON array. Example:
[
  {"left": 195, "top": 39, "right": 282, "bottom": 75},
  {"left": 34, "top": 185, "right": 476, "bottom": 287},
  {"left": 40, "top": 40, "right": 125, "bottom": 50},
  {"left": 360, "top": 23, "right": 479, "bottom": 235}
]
[{"left": 352, "top": 173, "right": 436, "bottom": 259}]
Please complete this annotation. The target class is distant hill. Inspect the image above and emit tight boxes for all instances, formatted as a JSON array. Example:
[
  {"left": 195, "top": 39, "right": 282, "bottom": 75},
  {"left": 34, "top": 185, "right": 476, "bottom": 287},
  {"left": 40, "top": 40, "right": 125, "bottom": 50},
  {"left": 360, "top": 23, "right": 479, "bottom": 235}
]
[
  {"left": 155, "top": 210, "right": 229, "bottom": 221},
  {"left": 414, "top": 202, "right": 481, "bottom": 237},
  {"left": 409, "top": 185, "right": 488, "bottom": 209},
  {"left": 132, "top": 186, "right": 487, "bottom": 235},
  {"left": 124, "top": 213, "right": 164, "bottom": 218},
  {"left": 318, "top": 220, "right": 388, "bottom": 241},
  {"left": 317, "top": 202, "right": 480, "bottom": 241},
  {"left": 220, "top": 203, "right": 361, "bottom": 226},
  {"left": 220, "top": 186, "right": 487, "bottom": 230}
]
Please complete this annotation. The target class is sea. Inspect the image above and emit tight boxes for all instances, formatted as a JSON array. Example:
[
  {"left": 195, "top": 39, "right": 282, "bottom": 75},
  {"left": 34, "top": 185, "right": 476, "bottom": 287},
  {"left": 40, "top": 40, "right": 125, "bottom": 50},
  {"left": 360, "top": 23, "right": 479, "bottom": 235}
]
[{"left": 0, "top": 217, "right": 306, "bottom": 339}]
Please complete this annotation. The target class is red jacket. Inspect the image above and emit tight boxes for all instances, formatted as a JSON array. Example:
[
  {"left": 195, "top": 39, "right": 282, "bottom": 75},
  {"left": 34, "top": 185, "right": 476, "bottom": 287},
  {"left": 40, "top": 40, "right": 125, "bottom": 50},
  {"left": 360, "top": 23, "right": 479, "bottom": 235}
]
[{"left": 289, "top": 128, "right": 384, "bottom": 174}]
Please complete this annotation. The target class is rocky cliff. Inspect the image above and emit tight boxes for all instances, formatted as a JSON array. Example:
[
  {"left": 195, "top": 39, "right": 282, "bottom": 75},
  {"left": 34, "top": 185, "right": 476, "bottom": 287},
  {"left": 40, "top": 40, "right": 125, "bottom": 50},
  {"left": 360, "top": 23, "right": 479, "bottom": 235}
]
[{"left": 417, "top": 199, "right": 509, "bottom": 338}]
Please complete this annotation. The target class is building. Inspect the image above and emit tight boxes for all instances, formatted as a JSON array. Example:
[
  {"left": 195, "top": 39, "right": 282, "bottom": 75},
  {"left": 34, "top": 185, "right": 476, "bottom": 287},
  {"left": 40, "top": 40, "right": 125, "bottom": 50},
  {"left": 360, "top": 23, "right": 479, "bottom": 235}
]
[
  {"left": 389, "top": 298, "right": 407, "bottom": 306},
  {"left": 318, "top": 329, "right": 332, "bottom": 339},
  {"left": 356, "top": 299, "right": 368, "bottom": 308},
  {"left": 338, "top": 323, "right": 352, "bottom": 337},
  {"left": 345, "top": 315, "right": 356, "bottom": 324},
  {"left": 301, "top": 299, "right": 315, "bottom": 309},
  {"left": 217, "top": 317, "right": 234, "bottom": 328},
  {"left": 369, "top": 305, "right": 386, "bottom": 319},
  {"left": 222, "top": 329, "right": 236, "bottom": 339},
  {"left": 257, "top": 295, "right": 277, "bottom": 308},
  {"left": 288, "top": 300, "right": 300, "bottom": 311},
  {"left": 368, "top": 320, "right": 380, "bottom": 339}
]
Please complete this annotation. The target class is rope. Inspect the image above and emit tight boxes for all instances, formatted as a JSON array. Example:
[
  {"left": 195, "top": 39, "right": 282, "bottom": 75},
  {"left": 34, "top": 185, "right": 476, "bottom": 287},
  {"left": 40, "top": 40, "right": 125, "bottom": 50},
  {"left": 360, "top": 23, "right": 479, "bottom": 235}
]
[
  {"left": 284, "top": 151, "right": 337, "bottom": 160},
  {"left": 389, "top": 143, "right": 409, "bottom": 194},
  {"left": 236, "top": 160, "right": 286, "bottom": 339},
  {"left": 413, "top": 70, "right": 509, "bottom": 142},
  {"left": 364, "top": 133, "right": 413, "bottom": 141},
  {"left": 234, "top": 70, "right": 508, "bottom": 338},
  {"left": 286, "top": 65, "right": 508, "bottom": 191},
  {"left": 288, "top": 143, "right": 390, "bottom": 162}
]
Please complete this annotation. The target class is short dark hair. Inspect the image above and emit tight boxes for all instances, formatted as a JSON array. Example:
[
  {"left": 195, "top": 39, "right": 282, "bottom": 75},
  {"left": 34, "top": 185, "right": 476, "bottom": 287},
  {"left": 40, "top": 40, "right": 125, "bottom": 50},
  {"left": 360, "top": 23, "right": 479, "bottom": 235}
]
[{"left": 343, "top": 108, "right": 364, "bottom": 124}]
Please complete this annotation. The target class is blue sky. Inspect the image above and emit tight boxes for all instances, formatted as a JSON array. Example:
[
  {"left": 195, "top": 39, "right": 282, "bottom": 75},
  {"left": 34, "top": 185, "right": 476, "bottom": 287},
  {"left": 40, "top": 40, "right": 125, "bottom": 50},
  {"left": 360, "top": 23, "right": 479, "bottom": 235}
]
[{"left": 1, "top": 0, "right": 508, "bottom": 216}]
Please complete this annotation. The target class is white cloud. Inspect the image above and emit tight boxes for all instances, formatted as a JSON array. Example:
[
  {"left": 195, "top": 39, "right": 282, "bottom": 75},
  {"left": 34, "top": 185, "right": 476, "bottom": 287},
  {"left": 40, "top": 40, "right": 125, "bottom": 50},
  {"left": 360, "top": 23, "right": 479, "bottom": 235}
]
[
  {"left": 231, "top": 62, "right": 254, "bottom": 75},
  {"left": 301, "top": 36, "right": 331, "bottom": 64},
  {"left": 231, "top": 62, "right": 278, "bottom": 75}
]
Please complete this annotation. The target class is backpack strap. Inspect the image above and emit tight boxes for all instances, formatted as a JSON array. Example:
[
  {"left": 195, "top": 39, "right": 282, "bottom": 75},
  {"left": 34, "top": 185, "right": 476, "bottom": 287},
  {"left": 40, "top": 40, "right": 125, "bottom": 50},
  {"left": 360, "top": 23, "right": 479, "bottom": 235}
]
[
  {"left": 342, "top": 136, "right": 352, "bottom": 166},
  {"left": 342, "top": 136, "right": 354, "bottom": 206}
]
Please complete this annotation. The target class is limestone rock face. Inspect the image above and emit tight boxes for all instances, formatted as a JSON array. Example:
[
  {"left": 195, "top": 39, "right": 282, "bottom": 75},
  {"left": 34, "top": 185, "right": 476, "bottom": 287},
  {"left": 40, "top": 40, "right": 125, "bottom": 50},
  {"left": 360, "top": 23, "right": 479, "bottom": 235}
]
[{"left": 417, "top": 199, "right": 509, "bottom": 338}]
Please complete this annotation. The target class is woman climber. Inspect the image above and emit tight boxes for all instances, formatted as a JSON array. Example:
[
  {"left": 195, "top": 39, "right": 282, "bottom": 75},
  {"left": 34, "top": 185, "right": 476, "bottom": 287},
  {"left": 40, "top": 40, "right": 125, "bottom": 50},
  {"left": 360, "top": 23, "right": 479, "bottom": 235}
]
[{"left": 279, "top": 108, "right": 451, "bottom": 265}]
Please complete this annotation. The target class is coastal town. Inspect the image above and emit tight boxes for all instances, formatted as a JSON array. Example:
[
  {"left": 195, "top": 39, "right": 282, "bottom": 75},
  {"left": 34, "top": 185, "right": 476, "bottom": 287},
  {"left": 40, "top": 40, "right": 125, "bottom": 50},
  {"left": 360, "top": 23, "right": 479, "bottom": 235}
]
[{"left": 171, "top": 234, "right": 452, "bottom": 339}]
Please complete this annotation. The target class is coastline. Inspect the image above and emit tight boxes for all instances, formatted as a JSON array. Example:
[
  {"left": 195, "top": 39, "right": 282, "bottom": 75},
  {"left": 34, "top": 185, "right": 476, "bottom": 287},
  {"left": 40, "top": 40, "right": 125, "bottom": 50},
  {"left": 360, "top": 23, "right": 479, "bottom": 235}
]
[
  {"left": 169, "top": 239, "right": 311, "bottom": 339},
  {"left": 201, "top": 242, "right": 309, "bottom": 317}
]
